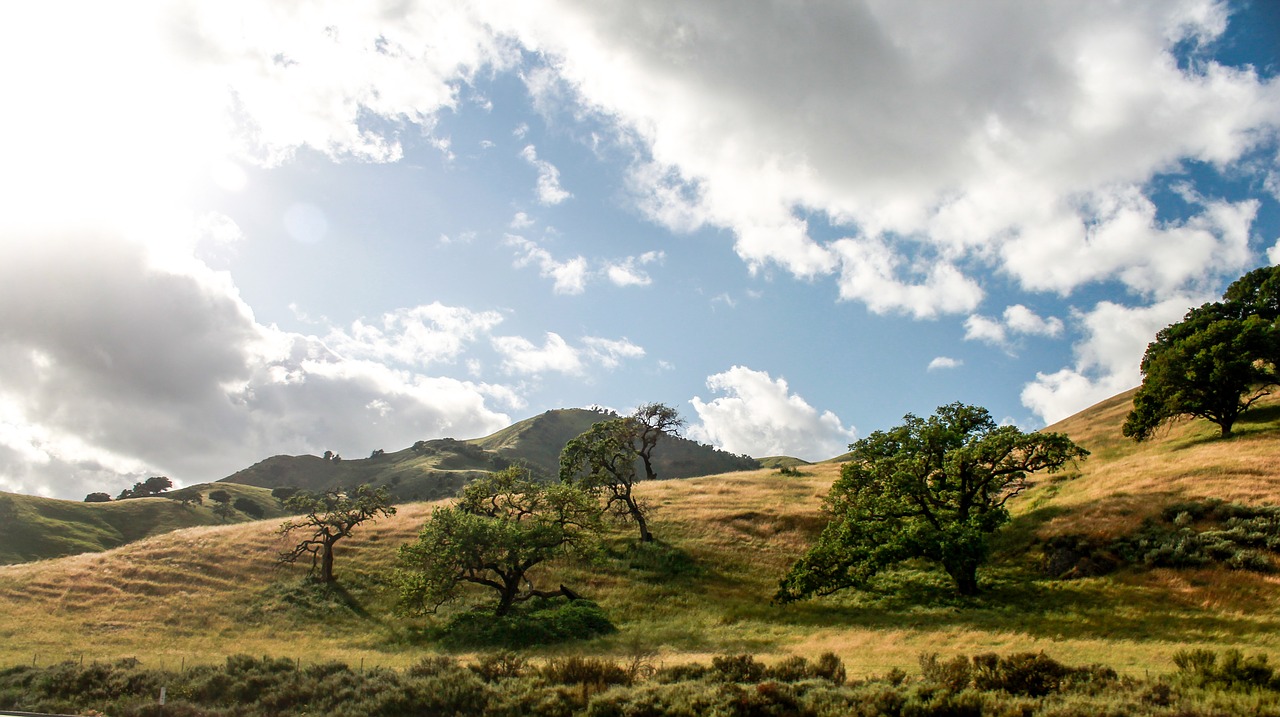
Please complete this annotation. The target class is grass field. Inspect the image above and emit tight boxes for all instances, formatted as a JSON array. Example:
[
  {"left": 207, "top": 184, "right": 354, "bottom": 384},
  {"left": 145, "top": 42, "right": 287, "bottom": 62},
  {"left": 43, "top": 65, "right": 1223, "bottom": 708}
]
[{"left": 2, "top": 392, "right": 1278, "bottom": 679}]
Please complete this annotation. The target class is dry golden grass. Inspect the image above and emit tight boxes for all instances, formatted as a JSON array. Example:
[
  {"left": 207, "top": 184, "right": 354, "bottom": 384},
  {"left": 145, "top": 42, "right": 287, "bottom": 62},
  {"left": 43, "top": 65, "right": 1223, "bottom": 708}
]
[{"left": 2, "top": 393, "right": 1279, "bottom": 677}]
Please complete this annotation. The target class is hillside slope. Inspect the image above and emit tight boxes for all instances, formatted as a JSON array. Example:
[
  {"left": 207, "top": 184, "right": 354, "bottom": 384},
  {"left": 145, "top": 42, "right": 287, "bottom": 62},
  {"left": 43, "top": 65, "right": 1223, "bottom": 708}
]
[
  {"left": 2, "top": 390, "right": 1278, "bottom": 675},
  {"left": 222, "top": 408, "right": 760, "bottom": 501},
  {"left": 0, "top": 483, "right": 286, "bottom": 565}
]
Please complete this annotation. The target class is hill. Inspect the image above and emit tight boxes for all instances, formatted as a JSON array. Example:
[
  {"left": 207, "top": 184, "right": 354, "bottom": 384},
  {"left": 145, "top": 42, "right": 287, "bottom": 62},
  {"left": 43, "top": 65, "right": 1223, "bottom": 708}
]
[
  {"left": 0, "top": 483, "right": 286, "bottom": 565},
  {"left": 1, "top": 391, "right": 1278, "bottom": 677},
  {"left": 221, "top": 408, "right": 760, "bottom": 501}
]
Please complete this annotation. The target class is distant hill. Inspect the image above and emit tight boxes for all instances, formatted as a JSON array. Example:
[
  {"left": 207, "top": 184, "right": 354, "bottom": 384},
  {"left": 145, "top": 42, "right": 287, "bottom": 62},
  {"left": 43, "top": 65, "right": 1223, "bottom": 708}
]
[
  {"left": 221, "top": 408, "right": 761, "bottom": 501},
  {"left": 0, "top": 483, "right": 285, "bottom": 565}
]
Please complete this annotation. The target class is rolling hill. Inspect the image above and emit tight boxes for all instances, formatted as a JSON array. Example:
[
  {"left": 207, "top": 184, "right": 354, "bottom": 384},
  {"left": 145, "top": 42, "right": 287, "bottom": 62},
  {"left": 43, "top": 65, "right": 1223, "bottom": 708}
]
[
  {"left": 1, "top": 389, "right": 1278, "bottom": 676},
  {"left": 0, "top": 483, "right": 286, "bottom": 565},
  {"left": 220, "top": 408, "right": 761, "bottom": 501}
]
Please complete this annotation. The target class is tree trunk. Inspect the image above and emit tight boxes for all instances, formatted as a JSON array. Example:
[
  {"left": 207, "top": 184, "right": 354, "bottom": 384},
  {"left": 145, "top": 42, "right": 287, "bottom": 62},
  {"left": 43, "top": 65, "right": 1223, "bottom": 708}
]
[
  {"left": 630, "top": 500, "right": 653, "bottom": 542},
  {"left": 319, "top": 543, "right": 335, "bottom": 583},
  {"left": 945, "top": 561, "right": 980, "bottom": 596}
]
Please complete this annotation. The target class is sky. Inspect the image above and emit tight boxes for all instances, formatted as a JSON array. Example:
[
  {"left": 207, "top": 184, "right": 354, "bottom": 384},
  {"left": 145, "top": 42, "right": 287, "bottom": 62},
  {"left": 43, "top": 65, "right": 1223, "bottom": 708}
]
[{"left": 0, "top": 0, "right": 1278, "bottom": 500}]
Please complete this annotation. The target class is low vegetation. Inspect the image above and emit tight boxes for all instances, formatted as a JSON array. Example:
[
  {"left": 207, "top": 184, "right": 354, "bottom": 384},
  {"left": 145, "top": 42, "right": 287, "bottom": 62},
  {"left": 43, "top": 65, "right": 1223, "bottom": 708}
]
[{"left": 4, "top": 648, "right": 1280, "bottom": 716}]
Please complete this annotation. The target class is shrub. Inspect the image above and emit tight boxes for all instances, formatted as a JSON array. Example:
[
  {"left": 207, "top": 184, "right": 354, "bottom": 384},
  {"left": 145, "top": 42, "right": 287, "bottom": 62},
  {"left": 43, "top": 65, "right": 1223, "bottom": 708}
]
[
  {"left": 441, "top": 599, "right": 615, "bottom": 649},
  {"left": 710, "top": 654, "right": 766, "bottom": 684},
  {"left": 919, "top": 652, "right": 972, "bottom": 692},
  {"left": 233, "top": 497, "right": 265, "bottom": 518},
  {"left": 973, "top": 652, "right": 1070, "bottom": 697}
]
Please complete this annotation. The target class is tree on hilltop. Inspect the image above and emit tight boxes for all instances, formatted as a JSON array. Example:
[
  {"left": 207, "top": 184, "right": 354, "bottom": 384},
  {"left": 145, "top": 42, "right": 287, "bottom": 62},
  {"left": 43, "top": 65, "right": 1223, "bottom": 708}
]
[
  {"left": 1124, "top": 266, "right": 1280, "bottom": 441},
  {"left": 279, "top": 485, "right": 396, "bottom": 584},
  {"left": 559, "top": 402, "right": 684, "bottom": 543},
  {"left": 778, "top": 403, "right": 1088, "bottom": 599}
]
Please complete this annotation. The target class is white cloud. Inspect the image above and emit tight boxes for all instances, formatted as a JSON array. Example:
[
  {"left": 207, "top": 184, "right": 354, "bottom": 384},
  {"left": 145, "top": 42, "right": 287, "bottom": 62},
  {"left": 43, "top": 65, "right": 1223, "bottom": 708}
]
[
  {"left": 492, "top": 332, "right": 583, "bottom": 376},
  {"left": 928, "top": 357, "right": 962, "bottom": 372},
  {"left": 688, "top": 366, "right": 855, "bottom": 460},
  {"left": 605, "top": 250, "right": 665, "bottom": 287},
  {"left": 506, "top": 234, "right": 589, "bottom": 294},
  {"left": 966, "top": 304, "right": 1065, "bottom": 349},
  {"left": 520, "top": 144, "right": 572, "bottom": 205},
  {"left": 510, "top": 212, "right": 535, "bottom": 229},
  {"left": 832, "top": 237, "right": 983, "bottom": 318},
  {"left": 582, "top": 337, "right": 645, "bottom": 368},
  {"left": 324, "top": 303, "right": 505, "bottom": 368},
  {"left": 1021, "top": 296, "right": 1204, "bottom": 425},
  {"left": 482, "top": 0, "right": 1278, "bottom": 312},
  {"left": 491, "top": 332, "right": 645, "bottom": 375}
]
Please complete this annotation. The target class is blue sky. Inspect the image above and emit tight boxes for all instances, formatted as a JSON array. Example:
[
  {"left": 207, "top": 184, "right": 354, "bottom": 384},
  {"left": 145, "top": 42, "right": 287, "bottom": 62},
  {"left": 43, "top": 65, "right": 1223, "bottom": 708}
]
[{"left": 0, "top": 0, "right": 1278, "bottom": 499}]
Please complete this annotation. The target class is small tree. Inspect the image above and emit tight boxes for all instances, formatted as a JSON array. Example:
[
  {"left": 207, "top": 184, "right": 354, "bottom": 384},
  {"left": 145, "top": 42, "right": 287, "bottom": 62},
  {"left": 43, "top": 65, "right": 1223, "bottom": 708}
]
[
  {"left": 1124, "top": 266, "right": 1280, "bottom": 441},
  {"left": 559, "top": 402, "right": 683, "bottom": 542},
  {"left": 116, "top": 475, "right": 173, "bottom": 500},
  {"left": 208, "top": 489, "right": 235, "bottom": 520},
  {"left": 397, "top": 466, "right": 600, "bottom": 616},
  {"left": 84, "top": 492, "right": 112, "bottom": 503},
  {"left": 777, "top": 403, "right": 1087, "bottom": 599},
  {"left": 279, "top": 485, "right": 396, "bottom": 583}
]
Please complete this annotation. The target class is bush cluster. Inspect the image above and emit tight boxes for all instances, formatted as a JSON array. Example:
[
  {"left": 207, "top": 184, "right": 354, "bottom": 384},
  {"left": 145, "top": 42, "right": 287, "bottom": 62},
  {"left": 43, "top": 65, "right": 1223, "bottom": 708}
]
[
  {"left": 1042, "top": 500, "right": 1280, "bottom": 579},
  {"left": 2, "top": 649, "right": 1278, "bottom": 717},
  {"left": 436, "top": 599, "right": 617, "bottom": 649}
]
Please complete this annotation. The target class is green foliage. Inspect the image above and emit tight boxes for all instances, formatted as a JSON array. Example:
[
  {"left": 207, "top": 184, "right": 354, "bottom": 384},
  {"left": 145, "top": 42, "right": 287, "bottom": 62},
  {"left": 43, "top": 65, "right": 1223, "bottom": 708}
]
[
  {"left": 437, "top": 599, "right": 616, "bottom": 649},
  {"left": 559, "top": 402, "right": 684, "bottom": 543},
  {"left": 1125, "top": 266, "right": 1280, "bottom": 441},
  {"left": 1042, "top": 499, "right": 1280, "bottom": 579},
  {"left": 397, "top": 466, "right": 602, "bottom": 616},
  {"left": 83, "top": 492, "right": 112, "bottom": 503},
  {"left": 778, "top": 403, "right": 1088, "bottom": 599},
  {"left": 278, "top": 485, "right": 396, "bottom": 584},
  {"left": 116, "top": 476, "right": 173, "bottom": 500},
  {"left": 233, "top": 496, "right": 265, "bottom": 519},
  {"left": 1173, "top": 648, "right": 1279, "bottom": 691},
  {"left": 0, "top": 650, "right": 1275, "bottom": 717}
]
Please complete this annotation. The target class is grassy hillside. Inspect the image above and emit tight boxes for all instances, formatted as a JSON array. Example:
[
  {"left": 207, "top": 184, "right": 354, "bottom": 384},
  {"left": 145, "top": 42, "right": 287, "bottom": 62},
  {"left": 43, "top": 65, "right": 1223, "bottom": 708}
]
[
  {"left": 223, "top": 408, "right": 760, "bottom": 501},
  {"left": 0, "top": 483, "right": 286, "bottom": 565},
  {"left": 1, "top": 391, "right": 1278, "bottom": 678},
  {"left": 222, "top": 438, "right": 509, "bottom": 503}
]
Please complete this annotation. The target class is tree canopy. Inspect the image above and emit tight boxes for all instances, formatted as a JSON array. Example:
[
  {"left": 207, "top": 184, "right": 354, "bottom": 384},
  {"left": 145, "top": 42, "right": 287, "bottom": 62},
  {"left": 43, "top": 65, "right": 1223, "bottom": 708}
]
[
  {"left": 279, "top": 485, "right": 396, "bottom": 583},
  {"left": 1123, "top": 266, "right": 1280, "bottom": 441},
  {"left": 397, "top": 466, "right": 600, "bottom": 616},
  {"left": 777, "top": 403, "right": 1088, "bottom": 599},
  {"left": 559, "top": 402, "right": 684, "bottom": 542}
]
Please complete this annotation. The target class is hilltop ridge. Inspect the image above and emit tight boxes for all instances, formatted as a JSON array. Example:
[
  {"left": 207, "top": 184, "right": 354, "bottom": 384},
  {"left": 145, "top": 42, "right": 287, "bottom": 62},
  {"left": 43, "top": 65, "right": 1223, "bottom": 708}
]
[{"left": 220, "top": 407, "right": 760, "bottom": 502}]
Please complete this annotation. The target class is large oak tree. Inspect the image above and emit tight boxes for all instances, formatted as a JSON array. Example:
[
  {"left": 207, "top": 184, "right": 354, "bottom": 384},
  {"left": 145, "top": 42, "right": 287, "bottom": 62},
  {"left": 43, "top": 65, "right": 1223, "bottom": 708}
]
[{"left": 777, "top": 403, "right": 1087, "bottom": 599}]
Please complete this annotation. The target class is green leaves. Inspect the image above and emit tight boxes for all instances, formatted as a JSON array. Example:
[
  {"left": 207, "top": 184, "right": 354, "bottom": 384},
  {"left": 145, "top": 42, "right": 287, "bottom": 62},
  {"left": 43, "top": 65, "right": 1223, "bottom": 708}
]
[
  {"left": 397, "top": 466, "right": 601, "bottom": 616},
  {"left": 1124, "top": 270, "right": 1280, "bottom": 442},
  {"left": 778, "top": 403, "right": 1087, "bottom": 601}
]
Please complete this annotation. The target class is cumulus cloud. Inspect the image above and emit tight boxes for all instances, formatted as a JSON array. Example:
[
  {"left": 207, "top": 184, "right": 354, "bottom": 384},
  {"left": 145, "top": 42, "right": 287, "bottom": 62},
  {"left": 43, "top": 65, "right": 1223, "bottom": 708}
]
[
  {"left": 965, "top": 304, "right": 1065, "bottom": 349},
  {"left": 1021, "top": 296, "right": 1204, "bottom": 425},
  {"left": 324, "top": 303, "right": 505, "bottom": 367},
  {"left": 483, "top": 0, "right": 1278, "bottom": 313},
  {"left": 688, "top": 366, "right": 855, "bottom": 460},
  {"left": 928, "top": 357, "right": 962, "bottom": 372},
  {"left": 492, "top": 332, "right": 645, "bottom": 376},
  {"left": 520, "top": 144, "right": 572, "bottom": 205}
]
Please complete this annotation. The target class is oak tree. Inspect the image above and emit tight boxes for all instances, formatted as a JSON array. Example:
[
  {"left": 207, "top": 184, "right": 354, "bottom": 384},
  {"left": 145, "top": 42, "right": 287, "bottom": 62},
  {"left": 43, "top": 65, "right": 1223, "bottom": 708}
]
[
  {"left": 1124, "top": 266, "right": 1280, "bottom": 441},
  {"left": 397, "top": 466, "right": 600, "bottom": 616},
  {"left": 279, "top": 484, "right": 396, "bottom": 583},
  {"left": 559, "top": 402, "right": 683, "bottom": 542},
  {"left": 777, "top": 403, "right": 1087, "bottom": 599}
]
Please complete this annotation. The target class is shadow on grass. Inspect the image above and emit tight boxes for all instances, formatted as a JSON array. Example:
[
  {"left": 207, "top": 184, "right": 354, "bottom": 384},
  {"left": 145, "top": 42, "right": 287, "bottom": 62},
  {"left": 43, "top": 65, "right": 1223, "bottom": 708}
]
[{"left": 254, "top": 577, "right": 378, "bottom": 623}]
